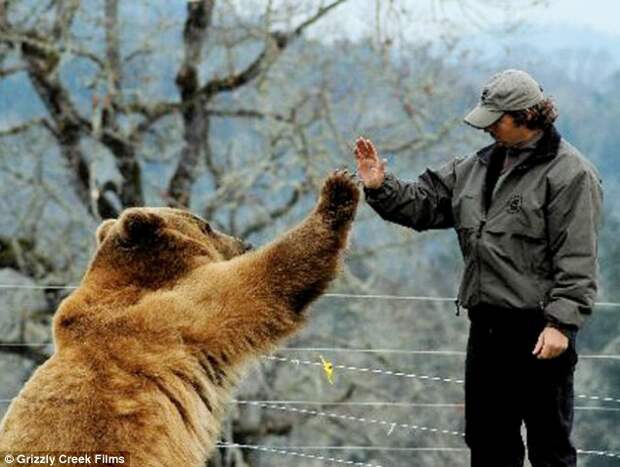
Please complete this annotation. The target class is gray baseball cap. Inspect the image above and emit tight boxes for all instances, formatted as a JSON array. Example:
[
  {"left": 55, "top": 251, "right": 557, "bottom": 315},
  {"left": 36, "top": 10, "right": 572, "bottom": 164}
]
[{"left": 464, "top": 69, "right": 545, "bottom": 129}]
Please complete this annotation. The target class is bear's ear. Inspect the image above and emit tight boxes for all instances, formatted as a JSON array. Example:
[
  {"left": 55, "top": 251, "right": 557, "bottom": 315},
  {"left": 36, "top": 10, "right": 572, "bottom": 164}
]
[
  {"left": 95, "top": 219, "right": 116, "bottom": 245},
  {"left": 118, "top": 209, "right": 165, "bottom": 246}
]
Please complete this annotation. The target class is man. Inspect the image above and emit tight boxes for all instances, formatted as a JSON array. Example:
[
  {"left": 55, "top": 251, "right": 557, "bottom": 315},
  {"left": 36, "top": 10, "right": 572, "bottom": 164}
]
[{"left": 354, "top": 69, "right": 602, "bottom": 467}]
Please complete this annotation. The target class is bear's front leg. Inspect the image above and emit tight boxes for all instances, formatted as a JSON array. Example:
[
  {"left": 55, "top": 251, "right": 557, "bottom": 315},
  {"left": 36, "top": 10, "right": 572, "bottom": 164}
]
[
  {"left": 249, "top": 169, "right": 360, "bottom": 313},
  {"left": 191, "top": 171, "right": 360, "bottom": 361}
]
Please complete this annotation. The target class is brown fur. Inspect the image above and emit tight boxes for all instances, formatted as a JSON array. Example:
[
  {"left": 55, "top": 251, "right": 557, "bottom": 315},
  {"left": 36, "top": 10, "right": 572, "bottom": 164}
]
[{"left": 0, "top": 172, "right": 360, "bottom": 466}]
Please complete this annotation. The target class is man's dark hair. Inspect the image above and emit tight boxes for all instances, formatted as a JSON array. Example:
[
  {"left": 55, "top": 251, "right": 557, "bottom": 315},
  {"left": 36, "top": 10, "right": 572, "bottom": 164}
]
[{"left": 506, "top": 98, "right": 558, "bottom": 130}]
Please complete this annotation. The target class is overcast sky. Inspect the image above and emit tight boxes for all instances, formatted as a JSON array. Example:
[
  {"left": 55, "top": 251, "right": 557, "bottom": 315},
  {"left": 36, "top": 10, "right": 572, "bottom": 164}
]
[
  {"left": 304, "top": 0, "right": 620, "bottom": 43},
  {"left": 536, "top": 0, "right": 619, "bottom": 35}
]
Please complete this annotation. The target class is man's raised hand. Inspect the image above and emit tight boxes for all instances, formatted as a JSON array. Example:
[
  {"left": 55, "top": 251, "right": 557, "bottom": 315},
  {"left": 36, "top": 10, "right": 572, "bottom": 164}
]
[{"left": 354, "top": 137, "right": 387, "bottom": 189}]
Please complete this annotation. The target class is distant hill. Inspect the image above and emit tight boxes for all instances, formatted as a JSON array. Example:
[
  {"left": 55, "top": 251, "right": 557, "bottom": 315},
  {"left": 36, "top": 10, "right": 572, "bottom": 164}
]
[{"left": 459, "top": 24, "right": 620, "bottom": 84}]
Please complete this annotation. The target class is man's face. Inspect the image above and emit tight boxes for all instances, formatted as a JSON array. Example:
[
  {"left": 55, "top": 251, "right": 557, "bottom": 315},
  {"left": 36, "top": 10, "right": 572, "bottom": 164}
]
[{"left": 485, "top": 114, "right": 528, "bottom": 146}]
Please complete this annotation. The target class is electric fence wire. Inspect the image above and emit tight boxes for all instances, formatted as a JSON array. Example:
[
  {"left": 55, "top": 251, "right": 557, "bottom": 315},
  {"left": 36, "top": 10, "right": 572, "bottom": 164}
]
[{"left": 1, "top": 286, "right": 620, "bottom": 464}]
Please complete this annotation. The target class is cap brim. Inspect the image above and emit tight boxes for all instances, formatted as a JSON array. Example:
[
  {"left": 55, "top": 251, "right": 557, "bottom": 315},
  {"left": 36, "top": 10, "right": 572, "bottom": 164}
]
[{"left": 463, "top": 104, "right": 503, "bottom": 129}]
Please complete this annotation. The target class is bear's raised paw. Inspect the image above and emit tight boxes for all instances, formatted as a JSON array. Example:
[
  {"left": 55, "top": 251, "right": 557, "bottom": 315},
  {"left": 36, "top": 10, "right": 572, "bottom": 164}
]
[{"left": 317, "top": 170, "right": 360, "bottom": 226}]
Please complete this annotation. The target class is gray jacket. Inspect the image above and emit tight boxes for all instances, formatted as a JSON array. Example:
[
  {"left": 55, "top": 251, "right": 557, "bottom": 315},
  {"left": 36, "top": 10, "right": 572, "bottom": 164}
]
[{"left": 364, "top": 126, "right": 603, "bottom": 330}]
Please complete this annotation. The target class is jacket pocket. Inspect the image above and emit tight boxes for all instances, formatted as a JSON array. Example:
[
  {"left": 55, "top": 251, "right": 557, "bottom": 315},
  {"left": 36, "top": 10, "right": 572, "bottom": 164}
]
[
  {"left": 485, "top": 227, "right": 547, "bottom": 273},
  {"left": 484, "top": 217, "right": 550, "bottom": 308}
]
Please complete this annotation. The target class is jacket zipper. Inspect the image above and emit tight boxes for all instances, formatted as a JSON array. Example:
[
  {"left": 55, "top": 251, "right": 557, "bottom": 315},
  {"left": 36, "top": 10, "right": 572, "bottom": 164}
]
[{"left": 477, "top": 154, "right": 508, "bottom": 305}]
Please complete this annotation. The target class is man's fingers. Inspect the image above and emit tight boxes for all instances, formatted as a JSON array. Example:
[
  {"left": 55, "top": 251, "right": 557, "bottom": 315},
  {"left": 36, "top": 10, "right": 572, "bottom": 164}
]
[
  {"left": 355, "top": 137, "right": 372, "bottom": 158},
  {"left": 358, "top": 138, "right": 368, "bottom": 152},
  {"left": 542, "top": 345, "right": 566, "bottom": 358},
  {"left": 355, "top": 137, "right": 378, "bottom": 160},
  {"left": 536, "top": 339, "right": 552, "bottom": 359},
  {"left": 356, "top": 145, "right": 369, "bottom": 160},
  {"left": 533, "top": 332, "right": 544, "bottom": 356},
  {"left": 538, "top": 341, "right": 565, "bottom": 359},
  {"left": 540, "top": 343, "right": 552, "bottom": 359},
  {"left": 354, "top": 139, "right": 365, "bottom": 159},
  {"left": 364, "top": 138, "right": 378, "bottom": 158}
]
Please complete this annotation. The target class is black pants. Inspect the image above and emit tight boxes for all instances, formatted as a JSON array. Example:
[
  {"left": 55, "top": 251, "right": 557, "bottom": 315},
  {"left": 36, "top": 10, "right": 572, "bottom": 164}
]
[{"left": 464, "top": 306, "right": 578, "bottom": 467}]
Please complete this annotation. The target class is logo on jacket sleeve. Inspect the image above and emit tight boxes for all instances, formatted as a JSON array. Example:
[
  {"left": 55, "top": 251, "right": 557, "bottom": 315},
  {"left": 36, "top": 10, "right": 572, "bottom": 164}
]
[{"left": 506, "top": 194, "right": 523, "bottom": 214}]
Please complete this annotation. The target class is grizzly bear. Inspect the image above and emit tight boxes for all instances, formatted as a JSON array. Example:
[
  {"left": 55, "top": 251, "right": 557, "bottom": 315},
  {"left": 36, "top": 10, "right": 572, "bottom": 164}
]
[{"left": 0, "top": 171, "right": 360, "bottom": 466}]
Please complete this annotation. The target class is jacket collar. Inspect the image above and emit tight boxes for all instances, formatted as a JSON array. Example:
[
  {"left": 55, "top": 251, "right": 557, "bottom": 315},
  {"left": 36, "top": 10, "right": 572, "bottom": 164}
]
[{"left": 476, "top": 125, "right": 562, "bottom": 168}]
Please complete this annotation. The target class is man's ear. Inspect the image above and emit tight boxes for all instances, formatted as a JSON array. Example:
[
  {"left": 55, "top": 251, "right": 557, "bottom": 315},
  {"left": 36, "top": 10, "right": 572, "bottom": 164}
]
[
  {"left": 95, "top": 219, "right": 116, "bottom": 246},
  {"left": 118, "top": 209, "right": 165, "bottom": 245}
]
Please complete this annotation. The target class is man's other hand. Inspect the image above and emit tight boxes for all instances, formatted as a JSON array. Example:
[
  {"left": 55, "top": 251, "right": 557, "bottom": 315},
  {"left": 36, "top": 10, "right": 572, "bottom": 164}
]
[
  {"left": 354, "top": 137, "right": 386, "bottom": 189},
  {"left": 533, "top": 326, "right": 569, "bottom": 359}
]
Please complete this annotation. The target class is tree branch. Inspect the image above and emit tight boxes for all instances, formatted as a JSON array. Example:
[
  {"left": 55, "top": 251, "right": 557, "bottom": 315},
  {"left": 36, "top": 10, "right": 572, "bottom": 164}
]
[
  {"left": 27, "top": 71, "right": 91, "bottom": 209},
  {"left": 381, "top": 117, "right": 459, "bottom": 154},
  {"left": 202, "top": 0, "right": 348, "bottom": 97},
  {"left": 0, "top": 1, "right": 10, "bottom": 30},
  {"left": 0, "top": 117, "right": 50, "bottom": 137},
  {"left": 52, "top": 0, "right": 81, "bottom": 41},
  {"left": 240, "top": 185, "right": 305, "bottom": 238},
  {"left": 0, "top": 32, "right": 105, "bottom": 69},
  {"left": 206, "top": 107, "right": 291, "bottom": 122},
  {"left": 0, "top": 235, "right": 57, "bottom": 280},
  {"left": 0, "top": 64, "right": 26, "bottom": 78},
  {"left": 96, "top": 0, "right": 143, "bottom": 211},
  {"left": 128, "top": 1, "right": 348, "bottom": 140},
  {"left": 168, "top": 0, "right": 216, "bottom": 208},
  {"left": 3, "top": 18, "right": 143, "bottom": 215},
  {"left": 127, "top": 100, "right": 180, "bottom": 138},
  {"left": 104, "top": 0, "right": 120, "bottom": 94},
  {"left": 291, "top": 0, "right": 348, "bottom": 37},
  {"left": 0, "top": 345, "right": 49, "bottom": 366},
  {"left": 15, "top": 31, "right": 120, "bottom": 218}
]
